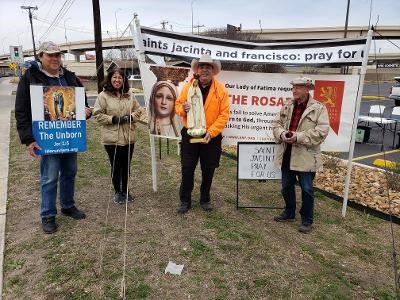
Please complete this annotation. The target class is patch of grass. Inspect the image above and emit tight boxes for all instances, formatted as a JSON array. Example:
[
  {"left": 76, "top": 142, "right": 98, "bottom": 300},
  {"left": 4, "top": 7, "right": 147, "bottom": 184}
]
[
  {"left": 300, "top": 246, "right": 355, "bottom": 298},
  {"left": 343, "top": 223, "right": 370, "bottom": 242},
  {"left": 183, "top": 239, "right": 213, "bottom": 258},
  {"left": 104, "top": 284, "right": 120, "bottom": 299},
  {"left": 313, "top": 282, "right": 353, "bottom": 300},
  {"left": 214, "top": 292, "right": 229, "bottom": 300},
  {"left": 253, "top": 277, "right": 269, "bottom": 288},
  {"left": 205, "top": 212, "right": 260, "bottom": 243},
  {"left": 218, "top": 230, "right": 243, "bottom": 241},
  {"left": 213, "top": 276, "right": 228, "bottom": 291},
  {"left": 45, "top": 235, "right": 64, "bottom": 247},
  {"left": 359, "top": 211, "right": 383, "bottom": 225},
  {"left": 316, "top": 211, "right": 342, "bottom": 225},
  {"left": 327, "top": 198, "right": 342, "bottom": 209},
  {"left": 126, "top": 283, "right": 151, "bottom": 299},
  {"left": 15, "top": 235, "right": 64, "bottom": 252},
  {"left": 373, "top": 288, "right": 397, "bottom": 300},
  {"left": 45, "top": 264, "right": 73, "bottom": 283},
  {"left": 126, "top": 267, "right": 149, "bottom": 281},
  {"left": 44, "top": 250, "right": 97, "bottom": 285},
  {"left": 6, "top": 196, "right": 16, "bottom": 207},
  {"left": 68, "top": 289, "right": 94, "bottom": 300},
  {"left": 350, "top": 247, "right": 375, "bottom": 261},
  {"left": 205, "top": 212, "right": 235, "bottom": 232},
  {"left": 217, "top": 243, "right": 242, "bottom": 252},
  {"left": 4, "top": 258, "right": 25, "bottom": 272},
  {"left": 236, "top": 279, "right": 250, "bottom": 291},
  {"left": 6, "top": 275, "right": 23, "bottom": 288},
  {"left": 237, "top": 207, "right": 258, "bottom": 217},
  {"left": 104, "top": 271, "right": 124, "bottom": 282}
]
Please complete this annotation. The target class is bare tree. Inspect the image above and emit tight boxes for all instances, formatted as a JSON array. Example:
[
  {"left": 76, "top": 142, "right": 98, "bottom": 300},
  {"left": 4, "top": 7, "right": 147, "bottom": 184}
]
[{"left": 202, "top": 26, "right": 286, "bottom": 73}]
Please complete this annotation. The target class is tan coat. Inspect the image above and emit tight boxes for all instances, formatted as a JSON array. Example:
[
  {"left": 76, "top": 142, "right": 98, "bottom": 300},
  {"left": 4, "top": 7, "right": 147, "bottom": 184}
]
[
  {"left": 93, "top": 91, "right": 142, "bottom": 146},
  {"left": 272, "top": 95, "right": 329, "bottom": 172}
]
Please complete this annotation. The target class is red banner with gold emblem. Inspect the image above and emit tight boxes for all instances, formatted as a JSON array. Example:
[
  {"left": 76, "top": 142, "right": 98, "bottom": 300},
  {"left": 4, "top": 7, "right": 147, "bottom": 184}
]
[{"left": 313, "top": 80, "right": 345, "bottom": 135}]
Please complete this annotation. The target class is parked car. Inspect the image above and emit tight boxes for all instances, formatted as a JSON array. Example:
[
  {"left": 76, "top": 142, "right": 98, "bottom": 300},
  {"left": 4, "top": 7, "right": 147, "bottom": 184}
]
[
  {"left": 389, "top": 77, "right": 400, "bottom": 106},
  {"left": 128, "top": 74, "right": 141, "bottom": 80}
]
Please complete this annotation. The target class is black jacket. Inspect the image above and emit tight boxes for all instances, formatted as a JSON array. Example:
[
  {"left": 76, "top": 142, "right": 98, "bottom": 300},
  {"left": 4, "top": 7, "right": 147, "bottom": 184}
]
[{"left": 15, "top": 63, "right": 89, "bottom": 145}]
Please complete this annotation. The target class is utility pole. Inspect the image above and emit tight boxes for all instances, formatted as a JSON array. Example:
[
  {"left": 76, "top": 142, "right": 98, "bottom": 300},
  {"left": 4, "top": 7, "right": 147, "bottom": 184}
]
[
  {"left": 342, "top": 0, "right": 351, "bottom": 74},
  {"left": 191, "top": 0, "right": 196, "bottom": 34},
  {"left": 92, "top": 0, "right": 104, "bottom": 93},
  {"left": 161, "top": 20, "right": 168, "bottom": 30},
  {"left": 20, "top": 5, "right": 38, "bottom": 60},
  {"left": 194, "top": 24, "right": 205, "bottom": 35},
  {"left": 344, "top": 0, "right": 350, "bottom": 38}
]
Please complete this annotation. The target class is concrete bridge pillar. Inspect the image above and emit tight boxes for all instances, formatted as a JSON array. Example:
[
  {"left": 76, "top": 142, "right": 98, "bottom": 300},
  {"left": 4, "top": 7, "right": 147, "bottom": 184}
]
[{"left": 69, "top": 50, "right": 84, "bottom": 62}]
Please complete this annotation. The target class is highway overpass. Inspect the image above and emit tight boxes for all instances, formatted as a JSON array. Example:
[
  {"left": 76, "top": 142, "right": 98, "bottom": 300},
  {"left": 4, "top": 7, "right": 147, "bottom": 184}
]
[{"left": 1, "top": 25, "right": 399, "bottom": 62}]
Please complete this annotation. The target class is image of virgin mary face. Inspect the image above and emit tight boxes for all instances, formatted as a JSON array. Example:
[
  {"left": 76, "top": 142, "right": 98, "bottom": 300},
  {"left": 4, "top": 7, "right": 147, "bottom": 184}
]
[{"left": 154, "top": 85, "right": 175, "bottom": 119}]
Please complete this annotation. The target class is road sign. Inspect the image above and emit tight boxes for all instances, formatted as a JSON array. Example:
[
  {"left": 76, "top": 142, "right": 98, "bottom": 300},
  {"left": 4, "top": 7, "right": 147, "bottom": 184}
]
[{"left": 8, "top": 62, "right": 17, "bottom": 70}]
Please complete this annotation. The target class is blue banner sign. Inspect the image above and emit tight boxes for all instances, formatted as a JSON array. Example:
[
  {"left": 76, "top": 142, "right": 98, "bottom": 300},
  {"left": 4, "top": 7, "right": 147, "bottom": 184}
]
[{"left": 30, "top": 86, "right": 87, "bottom": 155}]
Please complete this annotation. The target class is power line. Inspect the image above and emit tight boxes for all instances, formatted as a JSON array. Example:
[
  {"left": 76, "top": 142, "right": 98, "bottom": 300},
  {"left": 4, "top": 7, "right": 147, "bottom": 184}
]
[
  {"left": 43, "top": 0, "right": 57, "bottom": 23},
  {"left": 38, "top": 0, "right": 70, "bottom": 40},
  {"left": 373, "top": 30, "right": 400, "bottom": 51},
  {"left": 35, "top": 16, "right": 119, "bottom": 37},
  {"left": 38, "top": 0, "right": 75, "bottom": 42},
  {"left": 167, "top": 21, "right": 192, "bottom": 29}
]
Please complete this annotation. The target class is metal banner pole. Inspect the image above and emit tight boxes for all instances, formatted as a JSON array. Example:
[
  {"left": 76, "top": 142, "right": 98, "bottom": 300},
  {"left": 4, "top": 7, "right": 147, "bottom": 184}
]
[
  {"left": 342, "top": 29, "right": 373, "bottom": 217},
  {"left": 132, "top": 15, "right": 158, "bottom": 192}
]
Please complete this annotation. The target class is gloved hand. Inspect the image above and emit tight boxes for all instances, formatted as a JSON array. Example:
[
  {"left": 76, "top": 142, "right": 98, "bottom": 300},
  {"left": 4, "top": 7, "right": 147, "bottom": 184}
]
[{"left": 112, "top": 115, "right": 131, "bottom": 124}]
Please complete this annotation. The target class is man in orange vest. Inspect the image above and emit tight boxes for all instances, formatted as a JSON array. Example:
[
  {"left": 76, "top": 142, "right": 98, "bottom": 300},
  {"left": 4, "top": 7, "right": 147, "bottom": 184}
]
[{"left": 175, "top": 54, "right": 230, "bottom": 214}]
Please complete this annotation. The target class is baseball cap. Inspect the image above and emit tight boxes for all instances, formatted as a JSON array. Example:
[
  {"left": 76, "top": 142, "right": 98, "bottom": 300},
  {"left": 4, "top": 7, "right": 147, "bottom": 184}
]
[{"left": 38, "top": 41, "right": 61, "bottom": 54}]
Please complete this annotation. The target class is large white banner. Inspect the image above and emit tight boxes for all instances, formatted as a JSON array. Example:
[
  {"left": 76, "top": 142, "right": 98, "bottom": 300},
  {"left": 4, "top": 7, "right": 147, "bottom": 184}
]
[
  {"left": 140, "top": 27, "right": 367, "bottom": 65},
  {"left": 139, "top": 64, "right": 359, "bottom": 151},
  {"left": 217, "top": 71, "right": 359, "bottom": 151},
  {"left": 135, "top": 25, "right": 363, "bottom": 151}
]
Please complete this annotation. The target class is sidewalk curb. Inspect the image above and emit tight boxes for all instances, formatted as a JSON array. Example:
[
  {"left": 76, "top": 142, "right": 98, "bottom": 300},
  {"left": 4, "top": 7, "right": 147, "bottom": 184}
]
[{"left": 0, "top": 110, "right": 10, "bottom": 299}]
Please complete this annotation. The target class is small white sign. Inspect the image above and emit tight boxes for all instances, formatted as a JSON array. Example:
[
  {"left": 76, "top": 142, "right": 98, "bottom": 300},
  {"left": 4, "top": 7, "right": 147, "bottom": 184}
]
[{"left": 238, "top": 142, "right": 281, "bottom": 180}]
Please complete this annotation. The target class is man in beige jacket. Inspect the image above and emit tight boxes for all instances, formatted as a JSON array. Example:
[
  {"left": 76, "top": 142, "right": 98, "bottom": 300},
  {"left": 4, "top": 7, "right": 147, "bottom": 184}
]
[{"left": 272, "top": 76, "right": 329, "bottom": 233}]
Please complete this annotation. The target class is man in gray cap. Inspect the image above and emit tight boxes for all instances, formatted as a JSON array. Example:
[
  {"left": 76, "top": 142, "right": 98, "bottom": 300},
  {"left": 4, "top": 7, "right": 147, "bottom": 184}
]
[
  {"left": 272, "top": 76, "right": 329, "bottom": 233},
  {"left": 15, "top": 41, "right": 92, "bottom": 234}
]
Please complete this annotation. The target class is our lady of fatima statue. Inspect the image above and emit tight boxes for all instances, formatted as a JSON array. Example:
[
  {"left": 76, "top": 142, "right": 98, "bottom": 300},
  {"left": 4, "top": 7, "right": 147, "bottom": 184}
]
[{"left": 187, "top": 76, "right": 207, "bottom": 142}]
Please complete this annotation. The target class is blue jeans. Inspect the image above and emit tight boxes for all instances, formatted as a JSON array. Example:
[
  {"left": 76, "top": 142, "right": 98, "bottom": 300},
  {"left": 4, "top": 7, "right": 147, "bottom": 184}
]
[
  {"left": 40, "top": 153, "right": 77, "bottom": 217},
  {"left": 281, "top": 150, "right": 316, "bottom": 225}
]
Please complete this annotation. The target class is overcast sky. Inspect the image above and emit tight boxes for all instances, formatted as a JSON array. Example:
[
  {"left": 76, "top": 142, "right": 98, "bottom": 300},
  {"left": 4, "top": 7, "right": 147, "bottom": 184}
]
[{"left": 1, "top": 0, "right": 399, "bottom": 55}]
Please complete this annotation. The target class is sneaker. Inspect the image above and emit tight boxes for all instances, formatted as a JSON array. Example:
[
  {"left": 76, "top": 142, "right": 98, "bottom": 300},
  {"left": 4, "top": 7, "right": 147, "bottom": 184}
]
[
  {"left": 42, "top": 216, "right": 58, "bottom": 234},
  {"left": 200, "top": 202, "right": 213, "bottom": 212},
  {"left": 122, "top": 192, "right": 135, "bottom": 203},
  {"left": 273, "top": 213, "right": 295, "bottom": 222},
  {"left": 61, "top": 206, "right": 86, "bottom": 220},
  {"left": 114, "top": 192, "right": 125, "bottom": 204},
  {"left": 298, "top": 224, "right": 313, "bottom": 234},
  {"left": 176, "top": 203, "right": 191, "bottom": 214}
]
